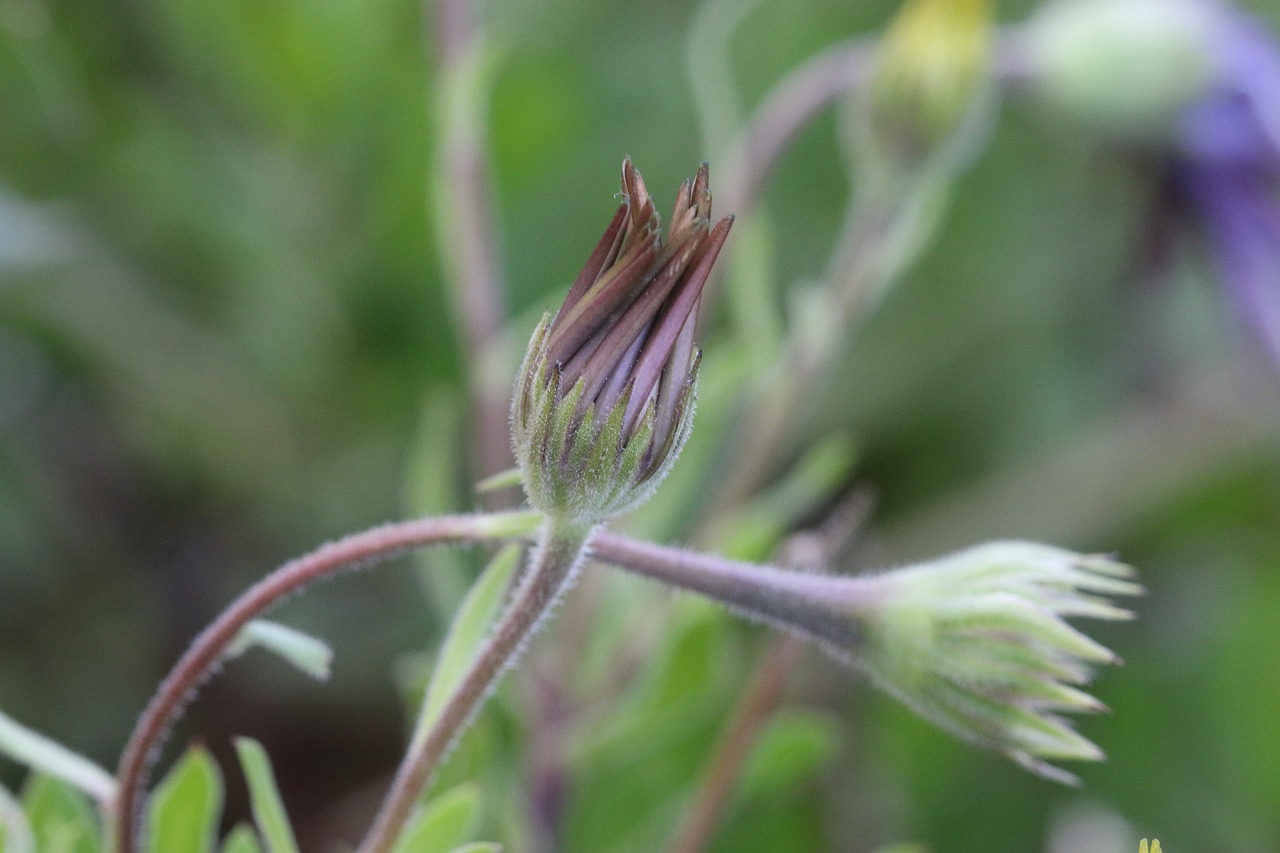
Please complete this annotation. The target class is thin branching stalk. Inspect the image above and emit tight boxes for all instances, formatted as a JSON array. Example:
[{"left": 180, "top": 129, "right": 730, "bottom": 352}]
[
  {"left": 430, "top": 0, "right": 515, "bottom": 490},
  {"left": 357, "top": 521, "right": 595, "bottom": 853},
  {"left": 667, "top": 634, "right": 804, "bottom": 853},
  {"left": 590, "top": 534, "right": 881, "bottom": 650},
  {"left": 112, "top": 511, "right": 540, "bottom": 853},
  {"left": 721, "top": 38, "right": 872, "bottom": 217}
]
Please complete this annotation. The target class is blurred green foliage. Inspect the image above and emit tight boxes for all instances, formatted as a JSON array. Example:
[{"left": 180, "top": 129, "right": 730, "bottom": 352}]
[{"left": 3, "top": 0, "right": 1280, "bottom": 850}]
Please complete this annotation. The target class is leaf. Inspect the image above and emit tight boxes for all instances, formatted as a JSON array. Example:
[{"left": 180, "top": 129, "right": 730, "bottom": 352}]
[
  {"left": 473, "top": 468, "right": 522, "bottom": 493},
  {"left": 0, "top": 711, "right": 115, "bottom": 803},
  {"left": 412, "top": 544, "right": 523, "bottom": 745},
  {"left": 404, "top": 387, "right": 471, "bottom": 622},
  {"left": 225, "top": 620, "right": 333, "bottom": 681},
  {"left": 147, "top": 745, "right": 223, "bottom": 853},
  {"left": 233, "top": 739, "right": 298, "bottom": 853},
  {"left": 392, "top": 783, "right": 481, "bottom": 853},
  {"left": 738, "top": 710, "right": 841, "bottom": 801},
  {"left": 0, "top": 783, "right": 34, "bottom": 853},
  {"left": 20, "top": 775, "right": 100, "bottom": 853},
  {"left": 221, "top": 824, "right": 264, "bottom": 853}
]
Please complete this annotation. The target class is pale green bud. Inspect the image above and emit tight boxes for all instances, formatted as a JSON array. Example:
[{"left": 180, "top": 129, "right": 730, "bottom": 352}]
[
  {"left": 856, "top": 542, "right": 1140, "bottom": 783},
  {"left": 597, "top": 534, "right": 1140, "bottom": 783},
  {"left": 1023, "top": 0, "right": 1220, "bottom": 138}
]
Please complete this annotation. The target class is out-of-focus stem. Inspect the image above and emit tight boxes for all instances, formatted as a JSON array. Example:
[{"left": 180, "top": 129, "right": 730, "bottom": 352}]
[
  {"left": 664, "top": 493, "right": 871, "bottom": 852},
  {"left": 666, "top": 635, "right": 804, "bottom": 853},
  {"left": 112, "top": 511, "right": 541, "bottom": 853},
  {"left": 708, "top": 196, "right": 891, "bottom": 513},
  {"left": 430, "top": 0, "right": 515, "bottom": 490},
  {"left": 721, "top": 38, "right": 872, "bottom": 217},
  {"left": 357, "top": 522, "right": 594, "bottom": 853}
]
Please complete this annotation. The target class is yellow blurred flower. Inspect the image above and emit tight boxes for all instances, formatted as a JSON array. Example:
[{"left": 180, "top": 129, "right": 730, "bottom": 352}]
[{"left": 867, "top": 0, "right": 992, "bottom": 167}]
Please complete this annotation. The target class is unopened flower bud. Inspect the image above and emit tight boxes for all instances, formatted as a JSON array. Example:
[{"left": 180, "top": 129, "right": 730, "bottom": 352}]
[
  {"left": 512, "top": 159, "right": 733, "bottom": 524},
  {"left": 599, "top": 536, "right": 1139, "bottom": 782},
  {"left": 1023, "top": 0, "right": 1221, "bottom": 137},
  {"left": 854, "top": 542, "right": 1141, "bottom": 784},
  {"left": 863, "top": 0, "right": 993, "bottom": 175}
]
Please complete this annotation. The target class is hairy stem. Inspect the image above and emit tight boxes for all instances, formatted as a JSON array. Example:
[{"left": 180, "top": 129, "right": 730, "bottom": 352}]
[
  {"left": 357, "top": 521, "right": 594, "bottom": 853},
  {"left": 112, "top": 511, "right": 541, "bottom": 853},
  {"left": 591, "top": 534, "right": 879, "bottom": 655}
]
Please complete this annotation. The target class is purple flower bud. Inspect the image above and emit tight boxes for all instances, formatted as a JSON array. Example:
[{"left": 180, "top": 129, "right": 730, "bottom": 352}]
[{"left": 512, "top": 159, "right": 733, "bottom": 523}]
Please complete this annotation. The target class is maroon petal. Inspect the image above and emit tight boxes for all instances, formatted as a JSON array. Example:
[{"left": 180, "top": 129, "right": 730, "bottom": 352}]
[
  {"left": 545, "top": 229, "right": 660, "bottom": 368},
  {"left": 552, "top": 202, "right": 629, "bottom": 328},
  {"left": 622, "top": 215, "right": 732, "bottom": 435}
]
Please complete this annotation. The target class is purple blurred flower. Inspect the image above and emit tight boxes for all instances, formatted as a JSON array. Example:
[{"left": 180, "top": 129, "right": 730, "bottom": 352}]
[{"left": 1166, "top": 11, "right": 1280, "bottom": 369}]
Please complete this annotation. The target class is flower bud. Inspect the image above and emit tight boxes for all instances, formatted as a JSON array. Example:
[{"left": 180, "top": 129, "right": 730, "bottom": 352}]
[
  {"left": 854, "top": 542, "right": 1140, "bottom": 784},
  {"left": 863, "top": 0, "right": 993, "bottom": 175},
  {"left": 512, "top": 159, "right": 733, "bottom": 524},
  {"left": 1023, "top": 0, "right": 1221, "bottom": 138},
  {"left": 597, "top": 536, "right": 1139, "bottom": 782}
]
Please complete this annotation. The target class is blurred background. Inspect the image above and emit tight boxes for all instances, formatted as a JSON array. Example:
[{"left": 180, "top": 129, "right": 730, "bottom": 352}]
[{"left": 2, "top": 0, "right": 1280, "bottom": 850}]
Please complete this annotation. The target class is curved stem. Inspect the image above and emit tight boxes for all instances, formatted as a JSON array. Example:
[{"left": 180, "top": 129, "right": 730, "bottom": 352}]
[
  {"left": 357, "top": 521, "right": 594, "bottom": 853},
  {"left": 722, "top": 37, "right": 872, "bottom": 216},
  {"left": 112, "top": 511, "right": 541, "bottom": 853}
]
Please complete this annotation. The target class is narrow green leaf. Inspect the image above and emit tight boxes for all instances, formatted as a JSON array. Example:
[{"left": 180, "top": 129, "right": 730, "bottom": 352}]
[
  {"left": 20, "top": 775, "right": 100, "bottom": 853},
  {"left": 405, "top": 386, "right": 472, "bottom": 622},
  {"left": 0, "top": 711, "right": 115, "bottom": 803},
  {"left": 146, "top": 745, "right": 223, "bottom": 853},
  {"left": 392, "top": 784, "right": 481, "bottom": 853},
  {"left": 225, "top": 620, "right": 333, "bottom": 681},
  {"left": 221, "top": 824, "right": 264, "bottom": 853},
  {"left": 413, "top": 544, "right": 523, "bottom": 745},
  {"left": 473, "top": 468, "right": 522, "bottom": 494},
  {"left": 0, "top": 783, "right": 34, "bottom": 853},
  {"left": 233, "top": 739, "right": 298, "bottom": 853}
]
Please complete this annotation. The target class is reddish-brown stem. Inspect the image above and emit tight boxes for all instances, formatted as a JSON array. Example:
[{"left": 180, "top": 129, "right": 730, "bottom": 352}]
[
  {"left": 357, "top": 522, "right": 593, "bottom": 853},
  {"left": 430, "top": 0, "right": 514, "bottom": 492},
  {"left": 667, "top": 635, "right": 804, "bottom": 853},
  {"left": 112, "top": 511, "right": 539, "bottom": 853}
]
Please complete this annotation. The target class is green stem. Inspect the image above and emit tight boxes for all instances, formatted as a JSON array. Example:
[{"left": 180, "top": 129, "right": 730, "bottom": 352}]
[
  {"left": 357, "top": 520, "right": 594, "bottom": 853},
  {"left": 111, "top": 511, "right": 541, "bottom": 853}
]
